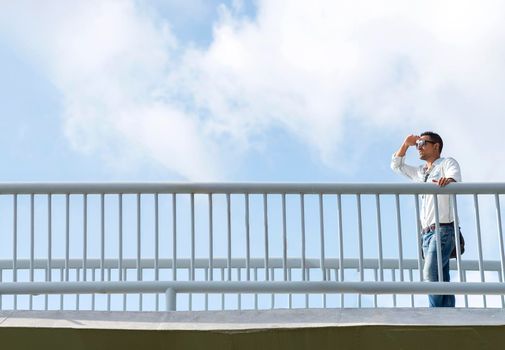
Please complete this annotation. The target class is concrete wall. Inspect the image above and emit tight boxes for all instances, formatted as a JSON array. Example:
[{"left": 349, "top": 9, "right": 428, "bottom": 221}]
[{"left": 1, "top": 309, "right": 504, "bottom": 350}]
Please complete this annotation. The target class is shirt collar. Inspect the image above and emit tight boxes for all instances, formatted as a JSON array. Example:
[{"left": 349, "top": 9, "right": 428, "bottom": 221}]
[{"left": 423, "top": 157, "right": 444, "bottom": 173}]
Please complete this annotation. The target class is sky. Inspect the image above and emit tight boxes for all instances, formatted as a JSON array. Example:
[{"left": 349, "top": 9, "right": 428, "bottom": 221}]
[
  {"left": 1, "top": 0, "right": 505, "bottom": 183},
  {"left": 1, "top": 0, "right": 505, "bottom": 310}
]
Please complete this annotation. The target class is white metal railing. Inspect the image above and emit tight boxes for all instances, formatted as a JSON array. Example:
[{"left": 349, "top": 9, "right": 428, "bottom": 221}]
[{"left": 0, "top": 182, "right": 504, "bottom": 311}]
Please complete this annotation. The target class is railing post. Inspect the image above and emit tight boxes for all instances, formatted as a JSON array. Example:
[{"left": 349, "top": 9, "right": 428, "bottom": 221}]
[{"left": 165, "top": 288, "right": 176, "bottom": 311}]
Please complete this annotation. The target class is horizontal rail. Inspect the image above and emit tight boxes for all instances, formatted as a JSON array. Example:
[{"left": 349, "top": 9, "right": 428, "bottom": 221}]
[
  {"left": 1, "top": 281, "right": 505, "bottom": 295},
  {"left": 0, "top": 258, "right": 501, "bottom": 271},
  {"left": 0, "top": 182, "right": 505, "bottom": 194}
]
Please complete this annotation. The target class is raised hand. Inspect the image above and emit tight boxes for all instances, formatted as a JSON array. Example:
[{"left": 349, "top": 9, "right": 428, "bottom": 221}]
[{"left": 404, "top": 134, "right": 420, "bottom": 147}]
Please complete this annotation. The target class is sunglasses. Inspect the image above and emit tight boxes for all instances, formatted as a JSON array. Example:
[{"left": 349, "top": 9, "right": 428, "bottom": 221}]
[{"left": 415, "top": 139, "right": 436, "bottom": 149}]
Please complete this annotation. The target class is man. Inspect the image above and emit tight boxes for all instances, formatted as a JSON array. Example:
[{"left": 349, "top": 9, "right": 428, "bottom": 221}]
[{"left": 391, "top": 131, "right": 462, "bottom": 307}]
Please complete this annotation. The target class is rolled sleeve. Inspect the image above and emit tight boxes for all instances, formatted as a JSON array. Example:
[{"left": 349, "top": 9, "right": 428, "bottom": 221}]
[
  {"left": 391, "top": 153, "right": 404, "bottom": 171},
  {"left": 391, "top": 153, "right": 419, "bottom": 180},
  {"left": 443, "top": 158, "right": 462, "bottom": 182}
]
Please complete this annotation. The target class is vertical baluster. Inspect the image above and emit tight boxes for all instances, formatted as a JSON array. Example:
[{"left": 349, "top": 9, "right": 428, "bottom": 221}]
[
  {"left": 375, "top": 194, "right": 384, "bottom": 282},
  {"left": 107, "top": 268, "right": 111, "bottom": 311},
  {"left": 433, "top": 194, "right": 444, "bottom": 282},
  {"left": 499, "top": 270, "right": 505, "bottom": 309},
  {"left": 221, "top": 267, "right": 225, "bottom": 310},
  {"left": 204, "top": 268, "right": 209, "bottom": 311},
  {"left": 452, "top": 195, "right": 464, "bottom": 282},
  {"left": 227, "top": 193, "right": 232, "bottom": 282},
  {"left": 13, "top": 195, "right": 17, "bottom": 310},
  {"left": 409, "top": 269, "right": 414, "bottom": 307},
  {"left": 30, "top": 194, "right": 34, "bottom": 310},
  {"left": 100, "top": 194, "right": 104, "bottom": 283},
  {"left": 414, "top": 194, "right": 423, "bottom": 281},
  {"left": 391, "top": 269, "right": 397, "bottom": 307},
  {"left": 82, "top": 194, "right": 87, "bottom": 284},
  {"left": 495, "top": 194, "right": 505, "bottom": 308},
  {"left": 100, "top": 195, "right": 105, "bottom": 308},
  {"left": 300, "top": 194, "right": 306, "bottom": 280},
  {"left": 245, "top": 193, "right": 251, "bottom": 282},
  {"left": 334, "top": 266, "right": 339, "bottom": 306},
  {"left": 190, "top": 193, "right": 195, "bottom": 281},
  {"left": 137, "top": 193, "right": 142, "bottom": 311},
  {"left": 356, "top": 194, "right": 363, "bottom": 308},
  {"left": 238, "top": 268, "right": 242, "bottom": 310},
  {"left": 60, "top": 268, "right": 64, "bottom": 310},
  {"left": 282, "top": 193, "right": 288, "bottom": 281},
  {"left": 76, "top": 268, "right": 80, "bottom": 311},
  {"left": 208, "top": 194, "right": 214, "bottom": 309},
  {"left": 300, "top": 194, "right": 307, "bottom": 307},
  {"left": 254, "top": 268, "right": 258, "bottom": 310},
  {"left": 46, "top": 194, "right": 52, "bottom": 310},
  {"left": 335, "top": 262, "right": 342, "bottom": 308},
  {"left": 172, "top": 194, "right": 177, "bottom": 282},
  {"left": 118, "top": 194, "right": 122, "bottom": 281},
  {"left": 395, "top": 194, "right": 404, "bottom": 282},
  {"left": 63, "top": 194, "right": 69, "bottom": 286},
  {"left": 323, "top": 269, "right": 329, "bottom": 308},
  {"left": 337, "top": 194, "right": 344, "bottom": 307},
  {"left": 91, "top": 268, "right": 95, "bottom": 310},
  {"left": 306, "top": 268, "right": 311, "bottom": 308},
  {"left": 464, "top": 268, "right": 468, "bottom": 308},
  {"left": 319, "top": 194, "right": 326, "bottom": 307},
  {"left": 270, "top": 267, "right": 275, "bottom": 309},
  {"left": 136, "top": 193, "right": 141, "bottom": 282},
  {"left": 188, "top": 269, "right": 192, "bottom": 311},
  {"left": 473, "top": 194, "right": 486, "bottom": 307},
  {"left": 373, "top": 269, "right": 378, "bottom": 308},
  {"left": 119, "top": 194, "right": 125, "bottom": 309},
  {"left": 155, "top": 193, "right": 159, "bottom": 311},
  {"left": 123, "top": 267, "right": 127, "bottom": 311},
  {"left": 189, "top": 193, "right": 195, "bottom": 311},
  {"left": 319, "top": 194, "right": 326, "bottom": 281},
  {"left": 288, "top": 268, "right": 292, "bottom": 309},
  {"left": 263, "top": 194, "right": 269, "bottom": 281}
]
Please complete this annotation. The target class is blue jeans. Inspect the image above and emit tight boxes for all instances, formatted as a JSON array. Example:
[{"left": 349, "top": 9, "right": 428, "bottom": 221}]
[{"left": 422, "top": 225, "right": 456, "bottom": 307}]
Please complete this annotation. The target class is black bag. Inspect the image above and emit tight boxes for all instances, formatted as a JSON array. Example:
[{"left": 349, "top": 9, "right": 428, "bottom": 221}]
[
  {"left": 421, "top": 228, "right": 465, "bottom": 259},
  {"left": 450, "top": 230, "right": 465, "bottom": 259}
]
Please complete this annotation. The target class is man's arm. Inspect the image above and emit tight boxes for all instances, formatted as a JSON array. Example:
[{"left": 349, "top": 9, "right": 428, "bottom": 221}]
[
  {"left": 391, "top": 134, "right": 420, "bottom": 180},
  {"left": 394, "top": 134, "right": 419, "bottom": 157},
  {"left": 435, "top": 158, "right": 462, "bottom": 187}
]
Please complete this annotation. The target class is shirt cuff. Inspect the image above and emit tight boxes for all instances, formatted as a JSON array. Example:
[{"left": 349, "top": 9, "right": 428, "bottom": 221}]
[{"left": 391, "top": 153, "right": 404, "bottom": 167}]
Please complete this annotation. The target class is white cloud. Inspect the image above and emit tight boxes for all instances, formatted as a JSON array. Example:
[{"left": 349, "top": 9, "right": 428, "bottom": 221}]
[
  {"left": 1, "top": 0, "right": 505, "bottom": 180},
  {"left": 0, "top": 0, "right": 219, "bottom": 180},
  {"left": 194, "top": 0, "right": 505, "bottom": 178}
]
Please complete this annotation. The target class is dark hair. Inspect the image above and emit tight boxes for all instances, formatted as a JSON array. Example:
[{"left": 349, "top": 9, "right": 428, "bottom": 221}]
[{"left": 421, "top": 131, "right": 443, "bottom": 153}]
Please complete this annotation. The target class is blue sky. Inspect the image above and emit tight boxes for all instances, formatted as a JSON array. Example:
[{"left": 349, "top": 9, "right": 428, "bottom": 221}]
[{"left": 3, "top": 0, "right": 505, "bottom": 183}]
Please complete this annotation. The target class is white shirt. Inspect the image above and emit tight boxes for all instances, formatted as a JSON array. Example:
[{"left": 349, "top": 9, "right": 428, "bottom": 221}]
[{"left": 391, "top": 155, "right": 462, "bottom": 228}]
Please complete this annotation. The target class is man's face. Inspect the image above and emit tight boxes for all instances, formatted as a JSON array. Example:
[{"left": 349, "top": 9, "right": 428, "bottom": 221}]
[{"left": 416, "top": 135, "right": 439, "bottom": 161}]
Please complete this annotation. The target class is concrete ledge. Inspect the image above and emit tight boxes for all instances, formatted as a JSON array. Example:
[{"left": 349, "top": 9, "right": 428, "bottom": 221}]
[
  {"left": 1, "top": 309, "right": 505, "bottom": 350},
  {"left": 1, "top": 308, "right": 505, "bottom": 330}
]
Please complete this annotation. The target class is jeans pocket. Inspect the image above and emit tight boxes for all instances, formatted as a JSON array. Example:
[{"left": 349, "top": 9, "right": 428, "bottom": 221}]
[{"left": 440, "top": 227, "right": 455, "bottom": 245}]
